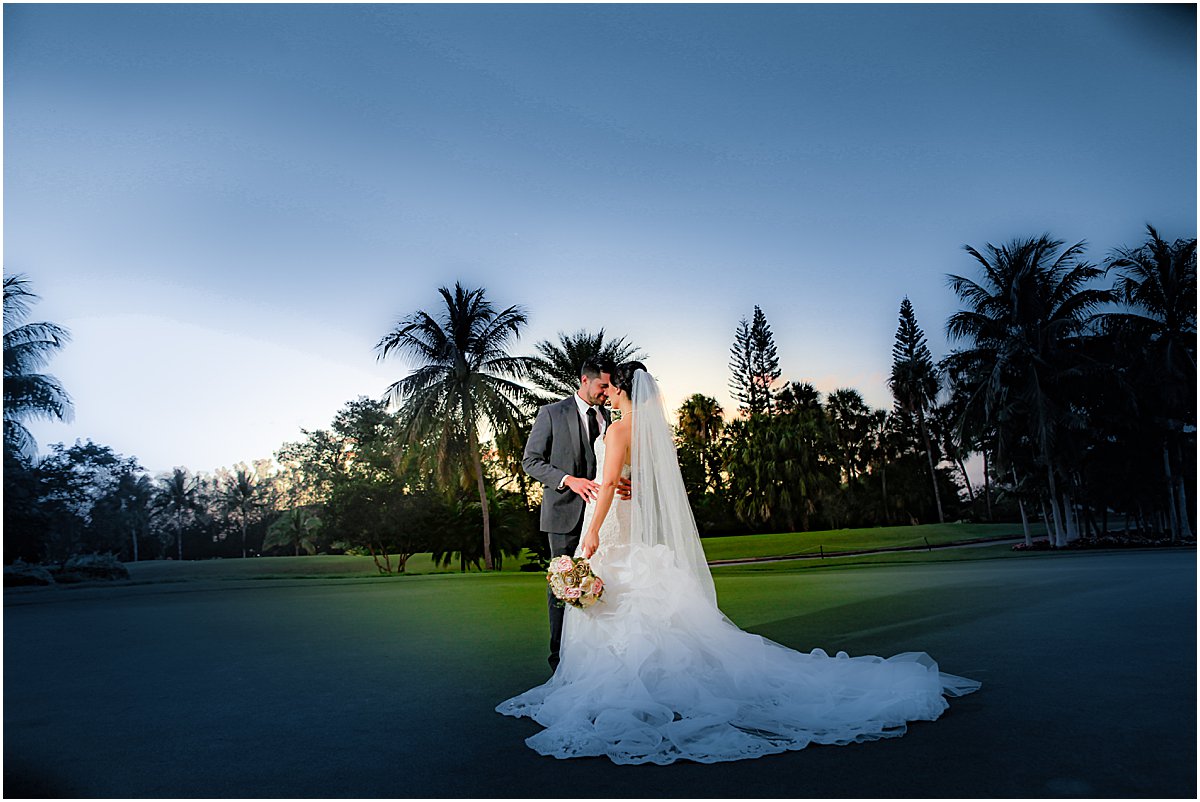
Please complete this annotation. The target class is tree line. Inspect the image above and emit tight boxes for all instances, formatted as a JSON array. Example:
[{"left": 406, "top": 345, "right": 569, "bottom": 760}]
[
  {"left": 681, "top": 227, "right": 1195, "bottom": 548},
  {"left": 3, "top": 224, "right": 1194, "bottom": 569}
]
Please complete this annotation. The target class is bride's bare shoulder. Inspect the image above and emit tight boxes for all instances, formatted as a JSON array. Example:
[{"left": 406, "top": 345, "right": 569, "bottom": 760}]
[{"left": 607, "top": 418, "right": 631, "bottom": 440}]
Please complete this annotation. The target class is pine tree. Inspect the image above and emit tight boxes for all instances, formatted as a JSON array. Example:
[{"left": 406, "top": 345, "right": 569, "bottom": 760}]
[
  {"left": 888, "top": 297, "right": 944, "bottom": 523},
  {"left": 729, "top": 306, "right": 781, "bottom": 415}
]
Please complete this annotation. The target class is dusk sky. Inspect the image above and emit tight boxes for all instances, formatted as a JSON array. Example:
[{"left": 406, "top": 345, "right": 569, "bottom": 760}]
[{"left": 6, "top": 3, "right": 1196, "bottom": 476}]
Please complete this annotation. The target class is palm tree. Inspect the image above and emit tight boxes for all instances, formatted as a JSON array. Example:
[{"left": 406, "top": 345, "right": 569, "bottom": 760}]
[
  {"left": 929, "top": 398, "right": 976, "bottom": 516},
  {"left": 677, "top": 394, "right": 724, "bottom": 444},
  {"left": 3, "top": 273, "right": 72, "bottom": 459},
  {"left": 116, "top": 472, "right": 155, "bottom": 562},
  {"left": 527, "top": 329, "right": 645, "bottom": 402},
  {"left": 221, "top": 466, "right": 259, "bottom": 558},
  {"left": 263, "top": 508, "right": 323, "bottom": 556},
  {"left": 724, "top": 410, "right": 831, "bottom": 532},
  {"left": 889, "top": 297, "right": 944, "bottom": 524},
  {"left": 945, "top": 235, "right": 1114, "bottom": 545},
  {"left": 1104, "top": 224, "right": 1196, "bottom": 541},
  {"left": 376, "top": 282, "right": 537, "bottom": 570},
  {"left": 940, "top": 360, "right": 997, "bottom": 521},
  {"left": 865, "top": 408, "right": 894, "bottom": 524},
  {"left": 774, "top": 381, "right": 821, "bottom": 414},
  {"left": 825, "top": 388, "right": 872, "bottom": 484},
  {"left": 155, "top": 468, "right": 200, "bottom": 561},
  {"left": 676, "top": 394, "right": 725, "bottom": 493}
]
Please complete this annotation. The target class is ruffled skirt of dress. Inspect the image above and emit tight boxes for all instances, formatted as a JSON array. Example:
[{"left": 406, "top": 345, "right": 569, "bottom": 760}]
[{"left": 496, "top": 542, "right": 980, "bottom": 765}]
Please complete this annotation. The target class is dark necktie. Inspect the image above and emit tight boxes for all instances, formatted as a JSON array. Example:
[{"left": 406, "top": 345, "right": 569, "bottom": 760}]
[{"left": 586, "top": 407, "right": 600, "bottom": 446}]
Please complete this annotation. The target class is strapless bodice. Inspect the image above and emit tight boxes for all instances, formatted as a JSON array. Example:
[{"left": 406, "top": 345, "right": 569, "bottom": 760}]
[{"left": 575, "top": 436, "right": 631, "bottom": 560}]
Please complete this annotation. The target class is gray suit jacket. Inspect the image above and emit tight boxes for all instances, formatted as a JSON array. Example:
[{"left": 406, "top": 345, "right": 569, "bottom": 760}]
[{"left": 523, "top": 395, "right": 611, "bottom": 534}]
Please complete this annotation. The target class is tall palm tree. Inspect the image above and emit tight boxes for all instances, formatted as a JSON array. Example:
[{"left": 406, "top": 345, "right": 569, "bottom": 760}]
[
  {"left": 929, "top": 397, "right": 975, "bottom": 515},
  {"left": 3, "top": 273, "right": 72, "bottom": 459},
  {"left": 376, "top": 282, "right": 537, "bottom": 570},
  {"left": 889, "top": 297, "right": 944, "bottom": 524},
  {"left": 155, "top": 468, "right": 200, "bottom": 561},
  {"left": 677, "top": 394, "right": 724, "bottom": 444},
  {"left": 527, "top": 329, "right": 645, "bottom": 402},
  {"left": 865, "top": 408, "right": 894, "bottom": 524},
  {"left": 221, "top": 466, "right": 259, "bottom": 558},
  {"left": 115, "top": 472, "right": 155, "bottom": 562},
  {"left": 677, "top": 394, "right": 725, "bottom": 493},
  {"left": 945, "top": 235, "right": 1113, "bottom": 545},
  {"left": 1104, "top": 224, "right": 1196, "bottom": 540},
  {"left": 825, "top": 388, "right": 872, "bottom": 483}
]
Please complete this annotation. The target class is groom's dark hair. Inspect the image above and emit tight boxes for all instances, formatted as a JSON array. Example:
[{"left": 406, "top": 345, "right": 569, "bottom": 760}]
[{"left": 580, "top": 356, "right": 616, "bottom": 381}]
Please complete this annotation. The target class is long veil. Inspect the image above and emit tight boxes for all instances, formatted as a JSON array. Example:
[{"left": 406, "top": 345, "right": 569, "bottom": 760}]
[{"left": 629, "top": 369, "right": 718, "bottom": 606}]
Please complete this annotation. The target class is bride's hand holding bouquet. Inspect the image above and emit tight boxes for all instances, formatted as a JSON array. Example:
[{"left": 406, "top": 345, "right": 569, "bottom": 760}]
[{"left": 547, "top": 555, "right": 604, "bottom": 609}]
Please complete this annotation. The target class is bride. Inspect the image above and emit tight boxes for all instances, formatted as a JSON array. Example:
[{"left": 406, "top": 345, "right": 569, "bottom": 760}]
[{"left": 497, "top": 361, "right": 980, "bottom": 765}]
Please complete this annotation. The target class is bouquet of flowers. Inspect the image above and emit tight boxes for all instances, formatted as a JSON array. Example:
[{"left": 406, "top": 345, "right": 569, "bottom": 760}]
[{"left": 546, "top": 555, "right": 605, "bottom": 609}]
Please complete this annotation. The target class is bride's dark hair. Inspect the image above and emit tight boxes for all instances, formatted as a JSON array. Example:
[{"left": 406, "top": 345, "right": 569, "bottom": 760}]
[{"left": 613, "top": 360, "right": 647, "bottom": 395}]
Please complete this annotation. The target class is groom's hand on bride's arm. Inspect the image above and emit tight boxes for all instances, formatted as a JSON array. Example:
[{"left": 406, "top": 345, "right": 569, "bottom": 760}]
[
  {"left": 564, "top": 476, "right": 600, "bottom": 502},
  {"left": 617, "top": 478, "right": 632, "bottom": 501}
]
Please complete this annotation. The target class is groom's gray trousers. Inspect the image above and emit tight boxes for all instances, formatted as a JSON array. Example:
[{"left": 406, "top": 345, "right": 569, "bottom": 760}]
[
  {"left": 522, "top": 396, "right": 603, "bottom": 672},
  {"left": 546, "top": 515, "right": 584, "bottom": 672}
]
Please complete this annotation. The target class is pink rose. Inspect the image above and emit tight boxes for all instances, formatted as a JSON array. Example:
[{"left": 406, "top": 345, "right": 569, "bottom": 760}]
[
  {"left": 591, "top": 578, "right": 604, "bottom": 594},
  {"left": 564, "top": 587, "right": 582, "bottom": 599},
  {"left": 550, "top": 556, "right": 574, "bottom": 574}
]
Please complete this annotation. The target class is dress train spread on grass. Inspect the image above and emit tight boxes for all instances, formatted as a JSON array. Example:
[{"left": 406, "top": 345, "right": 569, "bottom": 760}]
[{"left": 497, "top": 370, "right": 980, "bottom": 765}]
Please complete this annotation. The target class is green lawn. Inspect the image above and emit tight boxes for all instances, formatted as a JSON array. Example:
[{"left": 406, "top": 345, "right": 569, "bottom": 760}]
[
  {"left": 711, "top": 542, "right": 1027, "bottom": 573},
  {"left": 113, "top": 523, "right": 1044, "bottom": 585},
  {"left": 700, "top": 521, "right": 1044, "bottom": 561},
  {"left": 121, "top": 551, "right": 534, "bottom": 583},
  {"left": 5, "top": 549, "right": 1194, "bottom": 798}
]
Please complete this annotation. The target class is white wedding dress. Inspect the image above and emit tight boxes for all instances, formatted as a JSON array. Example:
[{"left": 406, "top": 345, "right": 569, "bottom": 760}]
[{"left": 497, "top": 372, "right": 980, "bottom": 765}]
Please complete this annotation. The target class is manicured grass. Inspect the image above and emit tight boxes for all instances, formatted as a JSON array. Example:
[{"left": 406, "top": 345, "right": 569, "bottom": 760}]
[
  {"left": 700, "top": 522, "right": 1045, "bottom": 561},
  {"left": 4, "top": 550, "right": 1194, "bottom": 798},
  {"left": 711, "top": 542, "right": 1025, "bottom": 573},
  {"left": 118, "top": 551, "right": 537, "bottom": 583},
  {"left": 111, "top": 523, "right": 1044, "bottom": 587}
]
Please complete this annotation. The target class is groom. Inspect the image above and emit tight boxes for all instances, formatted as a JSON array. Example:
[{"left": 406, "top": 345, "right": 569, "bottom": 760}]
[{"left": 523, "top": 356, "right": 628, "bottom": 672}]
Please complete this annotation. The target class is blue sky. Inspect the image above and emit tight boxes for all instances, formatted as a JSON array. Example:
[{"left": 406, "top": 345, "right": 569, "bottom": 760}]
[{"left": 6, "top": 3, "right": 1196, "bottom": 475}]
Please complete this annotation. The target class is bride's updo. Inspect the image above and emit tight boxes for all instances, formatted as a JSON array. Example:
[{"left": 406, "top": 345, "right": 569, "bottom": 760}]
[{"left": 612, "top": 360, "right": 647, "bottom": 396}]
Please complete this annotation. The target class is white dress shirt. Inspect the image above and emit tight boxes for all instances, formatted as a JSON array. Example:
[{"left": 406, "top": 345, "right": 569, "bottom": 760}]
[{"left": 558, "top": 393, "right": 607, "bottom": 489}]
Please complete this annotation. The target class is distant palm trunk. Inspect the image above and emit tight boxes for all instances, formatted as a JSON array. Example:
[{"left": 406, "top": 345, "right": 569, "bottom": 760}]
[
  {"left": 983, "top": 448, "right": 993, "bottom": 521},
  {"left": 1061, "top": 490, "right": 1079, "bottom": 544},
  {"left": 1163, "top": 445, "right": 1182, "bottom": 543},
  {"left": 1018, "top": 500, "right": 1032, "bottom": 546},
  {"left": 1045, "top": 461, "right": 1066, "bottom": 547},
  {"left": 917, "top": 413, "right": 944, "bottom": 523},
  {"left": 955, "top": 456, "right": 974, "bottom": 517},
  {"left": 1174, "top": 445, "right": 1193, "bottom": 539},
  {"left": 176, "top": 512, "right": 184, "bottom": 561},
  {"left": 880, "top": 462, "right": 889, "bottom": 525},
  {"left": 470, "top": 427, "right": 493, "bottom": 570},
  {"left": 1012, "top": 467, "right": 1031, "bottom": 546}
]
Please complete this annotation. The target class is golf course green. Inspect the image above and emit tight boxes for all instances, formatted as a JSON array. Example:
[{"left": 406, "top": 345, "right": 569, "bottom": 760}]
[{"left": 4, "top": 547, "right": 1194, "bottom": 797}]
